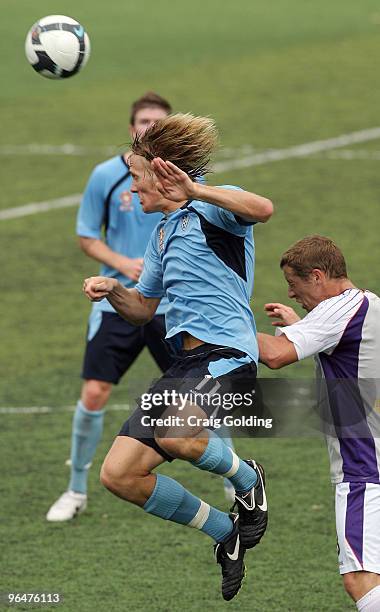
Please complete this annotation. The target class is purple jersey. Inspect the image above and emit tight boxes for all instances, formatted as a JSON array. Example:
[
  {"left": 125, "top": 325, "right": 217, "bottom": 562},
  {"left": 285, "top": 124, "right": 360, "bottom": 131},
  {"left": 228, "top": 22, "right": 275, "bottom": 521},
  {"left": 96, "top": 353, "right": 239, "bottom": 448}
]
[{"left": 279, "top": 289, "right": 380, "bottom": 484}]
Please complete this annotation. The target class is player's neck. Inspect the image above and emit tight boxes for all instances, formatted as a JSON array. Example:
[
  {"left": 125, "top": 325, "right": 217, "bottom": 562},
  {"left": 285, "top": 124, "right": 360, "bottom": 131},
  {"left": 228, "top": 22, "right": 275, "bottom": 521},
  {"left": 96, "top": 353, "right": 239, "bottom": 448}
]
[
  {"left": 161, "top": 200, "right": 188, "bottom": 215},
  {"left": 323, "top": 279, "right": 356, "bottom": 300}
]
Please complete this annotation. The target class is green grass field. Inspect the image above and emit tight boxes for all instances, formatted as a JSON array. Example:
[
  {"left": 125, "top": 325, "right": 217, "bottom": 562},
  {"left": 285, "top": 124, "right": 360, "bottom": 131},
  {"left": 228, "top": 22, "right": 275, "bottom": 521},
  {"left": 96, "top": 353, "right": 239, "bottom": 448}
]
[{"left": 1, "top": 0, "right": 380, "bottom": 609}]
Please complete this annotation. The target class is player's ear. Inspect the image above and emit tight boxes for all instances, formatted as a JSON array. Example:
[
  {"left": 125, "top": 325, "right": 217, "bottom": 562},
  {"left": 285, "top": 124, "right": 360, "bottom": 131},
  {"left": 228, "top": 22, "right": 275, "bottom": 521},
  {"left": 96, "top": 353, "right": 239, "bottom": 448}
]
[{"left": 311, "top": 268, "right": 324, "bottom": 283}]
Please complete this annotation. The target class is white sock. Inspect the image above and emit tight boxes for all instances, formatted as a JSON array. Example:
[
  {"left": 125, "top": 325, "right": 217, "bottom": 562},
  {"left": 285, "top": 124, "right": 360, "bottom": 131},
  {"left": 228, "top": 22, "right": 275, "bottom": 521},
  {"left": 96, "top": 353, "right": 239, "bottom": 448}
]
[{"left": 356, "top": 585, "right": 380, "bottom": 611}]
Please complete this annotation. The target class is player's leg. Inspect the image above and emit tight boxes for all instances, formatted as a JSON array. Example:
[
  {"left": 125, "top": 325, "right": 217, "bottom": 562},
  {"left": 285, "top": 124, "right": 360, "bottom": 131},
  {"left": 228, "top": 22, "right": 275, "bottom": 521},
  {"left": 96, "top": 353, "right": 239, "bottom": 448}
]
[
  {"left": 145, "top": 319, "right": 237, "bottom": 503},
  {"left": 46, "top": 311, "right": 143, "bottom": 521},
  {"left": 217, "top": 423, "right": 236, "bottom": 502},
  {"left": 157, "top": 430, "right": 268, "bottom": 548},
  {"left": 155, "top": 427, "right": 260, "bottom": 509},
  {"left": 151, "top": 422, "right": 252, "bottom": 600},
  {"left": 101, "top": 434, "right": 234, "bottom": 540},
  {"left": 109, "top": 409, "right": 235, "bottom": 540},
  {"left": 100, "top": 436, "right": 165, "bottom": 505},
  {"left": 45, "top": 377, "right": 111, "bottom": 522},
  {"left": 67, "top": 378, "right": 111, "bottom": 493},
  {"left": 336, "top": 482, "right": 380, "bottom": 610},
  {"left": 344, "top": 573, "right": 380, "bottom": 610},
  {"left": 104, "top": 407, "right": 245, "bottom": 600},
  {"left": 67, "top": 312, "right": 143, "bottom": 496},
  {"left": 154, "top": 357, "right": 267, "bottom": 549}
]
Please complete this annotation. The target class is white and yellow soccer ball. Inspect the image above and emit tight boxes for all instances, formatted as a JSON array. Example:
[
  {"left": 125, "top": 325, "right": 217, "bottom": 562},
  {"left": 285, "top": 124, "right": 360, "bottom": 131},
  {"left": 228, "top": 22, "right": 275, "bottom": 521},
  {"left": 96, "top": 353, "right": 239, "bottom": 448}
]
[{"left": 25, "top": 15, "right": 91, "bottom": 79}]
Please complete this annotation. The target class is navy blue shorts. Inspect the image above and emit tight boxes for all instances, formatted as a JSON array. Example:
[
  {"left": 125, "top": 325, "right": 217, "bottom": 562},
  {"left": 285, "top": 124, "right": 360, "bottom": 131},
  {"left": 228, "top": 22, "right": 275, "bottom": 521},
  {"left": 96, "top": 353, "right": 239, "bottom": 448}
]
[
  {"left": 82, "top": 312, "right": 173, "bottom": 384},
  {"left": 118, "top": 343, "right": 257, "bottom": 461}
]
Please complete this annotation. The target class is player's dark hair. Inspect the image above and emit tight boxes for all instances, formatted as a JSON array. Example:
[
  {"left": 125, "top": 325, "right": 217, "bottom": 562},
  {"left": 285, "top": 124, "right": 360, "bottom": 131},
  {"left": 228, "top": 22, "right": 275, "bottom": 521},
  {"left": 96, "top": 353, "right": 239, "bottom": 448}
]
[
  {"left": 280, "top": 235, "right": 348, "bottom": 279},
  {"left": 130, "top": 92, "right": 172, "bottom": 125},
  {"left": 131, "top": 113, "right": 218, "bottom": 179}
]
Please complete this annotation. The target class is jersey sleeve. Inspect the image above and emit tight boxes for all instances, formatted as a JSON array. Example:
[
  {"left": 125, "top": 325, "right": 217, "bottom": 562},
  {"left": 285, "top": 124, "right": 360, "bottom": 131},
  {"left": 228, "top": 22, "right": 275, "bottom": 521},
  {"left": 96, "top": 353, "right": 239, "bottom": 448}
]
[
  {"left": 76, "top": 166, "right": 106, "bottom": 239},
  {"left": 198, "top": 185, "right": 255, "bottom": 236},
  {"left": 135, "top": 231, "right": 164, "bottom": 299},
  {"left": 277, "top": 291, "right": 365, "bottom": 360}
]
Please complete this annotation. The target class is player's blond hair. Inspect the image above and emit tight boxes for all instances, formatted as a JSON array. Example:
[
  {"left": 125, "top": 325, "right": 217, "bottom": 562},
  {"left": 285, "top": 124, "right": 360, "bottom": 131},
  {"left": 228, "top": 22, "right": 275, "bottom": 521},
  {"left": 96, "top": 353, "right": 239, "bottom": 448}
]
[{"left": 131, "top": 113, "right": 218, "bottom": 179}]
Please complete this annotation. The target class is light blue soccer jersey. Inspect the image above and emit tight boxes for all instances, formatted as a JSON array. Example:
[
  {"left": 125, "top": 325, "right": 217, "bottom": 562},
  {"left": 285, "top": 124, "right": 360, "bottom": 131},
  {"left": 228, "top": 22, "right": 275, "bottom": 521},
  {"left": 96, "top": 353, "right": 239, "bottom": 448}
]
[
  {"left": 135, "top": 186, "right": 258, "bottom": 362},
  {"left": 76, "top": 155, "right": 167, "bottom": 315}
]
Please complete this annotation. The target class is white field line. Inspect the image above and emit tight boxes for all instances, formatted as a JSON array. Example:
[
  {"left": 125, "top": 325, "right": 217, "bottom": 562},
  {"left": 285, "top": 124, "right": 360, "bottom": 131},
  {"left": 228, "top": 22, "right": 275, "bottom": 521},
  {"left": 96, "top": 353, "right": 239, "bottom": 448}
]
[
  {"left": 0, "top": 144, "right": 117, "bottom": 156},
  {"left": 0, "top": 193, "right": 82, "bottom": 220},
  {"left": 212, "top": 126, "right": 380, "bottom": 172},
  {"left": 321, "top": 149, "right": 380, "bottom": 160},
  {"left": 0, "top": 404, "right": 131, "bottom": 414},
  {"left": 0, "top": 143, "right": 257, "bottom": 158},
  {"left": 1, "top": 126, "right": 380, "bottom": 222}
]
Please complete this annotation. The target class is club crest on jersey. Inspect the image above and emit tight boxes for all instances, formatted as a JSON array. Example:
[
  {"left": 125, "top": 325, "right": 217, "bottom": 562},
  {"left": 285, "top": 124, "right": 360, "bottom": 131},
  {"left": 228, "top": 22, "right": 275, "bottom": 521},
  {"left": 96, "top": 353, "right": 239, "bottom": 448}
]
[
  {"left": 159, "top": 227, "right": 165, "bottom": 252},
  {"left": 181, "top": 214, "right": 190, "bottom": 231},
  {"left": 119, "top": 190, "right": 133, "bottom": 211}
]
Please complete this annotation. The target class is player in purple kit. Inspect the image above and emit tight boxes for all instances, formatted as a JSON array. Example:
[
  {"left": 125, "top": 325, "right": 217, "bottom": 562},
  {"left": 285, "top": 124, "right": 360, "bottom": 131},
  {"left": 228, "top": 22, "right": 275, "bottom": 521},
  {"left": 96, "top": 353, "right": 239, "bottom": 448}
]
[{"left": 258, "top": 235, "right": 380, "bottom": 611}]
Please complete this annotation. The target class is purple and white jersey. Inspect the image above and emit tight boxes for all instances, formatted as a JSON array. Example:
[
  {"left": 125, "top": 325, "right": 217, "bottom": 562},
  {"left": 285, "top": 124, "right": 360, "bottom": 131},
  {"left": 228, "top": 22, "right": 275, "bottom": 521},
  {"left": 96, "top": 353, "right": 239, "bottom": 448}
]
[{"left": 278, "top": 288, "right": 380, "bottom": 484}]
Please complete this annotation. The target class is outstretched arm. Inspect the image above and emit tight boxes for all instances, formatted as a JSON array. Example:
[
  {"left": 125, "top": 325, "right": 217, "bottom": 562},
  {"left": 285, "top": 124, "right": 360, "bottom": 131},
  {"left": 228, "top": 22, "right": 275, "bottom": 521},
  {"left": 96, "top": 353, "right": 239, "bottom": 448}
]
[
  {"left": 257, "top": 333, "right": 298, "bottom": 369},
  {"left": 83, "top": 277, "right": 160, "bottom": 325},
  {"left": 258, "top": 302, "right": 300, "bottom": 368},
  {"left": 151, "top": 158, "right": 273, "bottom": 223}
]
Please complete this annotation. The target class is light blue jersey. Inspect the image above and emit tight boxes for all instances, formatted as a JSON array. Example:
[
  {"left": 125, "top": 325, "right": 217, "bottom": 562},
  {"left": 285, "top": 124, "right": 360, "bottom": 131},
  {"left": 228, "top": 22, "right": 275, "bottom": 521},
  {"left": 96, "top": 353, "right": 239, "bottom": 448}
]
[
  {"left": 136, "top": 186, "right": 258, "bottom": 363},
  {"left": 76, "top": 155, "right": 167, "bottom": 314}
]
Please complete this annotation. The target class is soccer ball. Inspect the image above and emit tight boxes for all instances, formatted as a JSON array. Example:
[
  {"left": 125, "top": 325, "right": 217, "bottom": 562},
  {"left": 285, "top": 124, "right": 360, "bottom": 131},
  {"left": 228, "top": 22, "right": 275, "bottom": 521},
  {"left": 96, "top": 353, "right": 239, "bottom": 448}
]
[{"left": 25, "top": 15, "right": 90, "bottom": 79}]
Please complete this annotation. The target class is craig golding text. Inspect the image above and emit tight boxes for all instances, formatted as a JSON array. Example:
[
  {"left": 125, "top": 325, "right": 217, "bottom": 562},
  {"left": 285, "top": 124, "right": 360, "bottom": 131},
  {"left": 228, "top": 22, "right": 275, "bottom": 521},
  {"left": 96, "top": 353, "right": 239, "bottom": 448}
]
[{"left": 140, "top": 414, "right": 273, "bottom": 430}]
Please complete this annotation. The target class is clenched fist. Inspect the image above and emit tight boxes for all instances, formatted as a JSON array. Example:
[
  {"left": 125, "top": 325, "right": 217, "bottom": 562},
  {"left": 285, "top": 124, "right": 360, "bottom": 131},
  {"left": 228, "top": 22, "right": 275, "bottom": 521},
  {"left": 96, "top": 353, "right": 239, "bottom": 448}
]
[{"left": 83, "top": 276, "right": 118, "bottom": 302}]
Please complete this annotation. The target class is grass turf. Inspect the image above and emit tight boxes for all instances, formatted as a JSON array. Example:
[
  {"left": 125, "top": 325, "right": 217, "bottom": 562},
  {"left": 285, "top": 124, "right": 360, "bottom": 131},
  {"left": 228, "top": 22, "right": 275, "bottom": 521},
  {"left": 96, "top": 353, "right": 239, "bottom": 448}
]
[{"left": 1, "top": 0, "right": 379, "bottom": 609}]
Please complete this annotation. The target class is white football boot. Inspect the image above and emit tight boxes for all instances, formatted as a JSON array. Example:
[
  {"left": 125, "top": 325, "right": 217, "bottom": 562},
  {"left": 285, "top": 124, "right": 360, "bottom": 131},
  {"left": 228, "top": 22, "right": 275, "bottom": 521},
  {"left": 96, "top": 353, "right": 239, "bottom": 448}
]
[{"left": 46, "top": 490, "right": 87, "bottom": 522}]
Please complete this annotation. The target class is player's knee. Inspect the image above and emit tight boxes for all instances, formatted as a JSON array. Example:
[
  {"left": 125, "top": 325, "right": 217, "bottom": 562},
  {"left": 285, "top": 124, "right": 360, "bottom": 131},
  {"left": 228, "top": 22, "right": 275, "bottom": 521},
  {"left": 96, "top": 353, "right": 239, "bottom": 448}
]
[
  {"left": 100, "top": 459, "right": 123, "bottom": 492},
  {"left": 100, "top": 460, "right": 139, "bottom": 500},
  {"left": 82, "top": 379, "right": 112, "bottom": 411},
  {"left": 343, "top": 572, "right": 361, "bottom": 600}
]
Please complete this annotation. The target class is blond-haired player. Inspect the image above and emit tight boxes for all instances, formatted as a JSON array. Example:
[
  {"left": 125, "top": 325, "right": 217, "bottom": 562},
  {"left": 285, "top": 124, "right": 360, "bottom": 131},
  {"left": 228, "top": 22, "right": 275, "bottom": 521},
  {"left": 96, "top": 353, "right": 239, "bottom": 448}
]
[{"left": 84, "top": 114, "right": 273, "bottom": 600}]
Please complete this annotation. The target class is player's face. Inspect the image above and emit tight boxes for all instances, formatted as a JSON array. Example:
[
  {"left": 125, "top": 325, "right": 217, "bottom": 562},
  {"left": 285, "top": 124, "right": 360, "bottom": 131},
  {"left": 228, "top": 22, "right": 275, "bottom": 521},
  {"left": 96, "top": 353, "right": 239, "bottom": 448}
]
[
  {"left": 130, "top": 107, "right": 169, "bottom": 139},
  {"left": 282, "top": 265, "right": 321, "bottom": 312},
  {"left": 129, "top": 154, "right": 163, "bottom": 213}
]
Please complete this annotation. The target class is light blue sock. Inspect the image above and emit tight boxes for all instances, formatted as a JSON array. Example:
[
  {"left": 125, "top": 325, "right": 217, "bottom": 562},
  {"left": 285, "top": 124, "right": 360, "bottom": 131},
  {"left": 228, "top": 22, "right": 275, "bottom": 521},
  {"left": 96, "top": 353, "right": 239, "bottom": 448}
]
[
  {"left": 143, "top": 474, "right": 233, "bottom": 543},
  {"left": 218, "top": 425, "right": 235, "bottom": 492},
  {"left": 192, "top": 434, "right": 257, "bottom": 494},
  {"left": 69, "top": 400, "right": 105, "bottom": 494}
]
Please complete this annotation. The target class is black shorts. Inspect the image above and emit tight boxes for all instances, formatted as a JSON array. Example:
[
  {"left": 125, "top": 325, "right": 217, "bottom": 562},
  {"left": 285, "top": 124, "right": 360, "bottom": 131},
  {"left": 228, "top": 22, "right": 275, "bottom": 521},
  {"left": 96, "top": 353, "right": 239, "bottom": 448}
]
[
  {"left": 82, "top": 312, "right": 173, "bottom": 384},
  {"left": 119, "top": 343, "right": 257, "bottom": 461}
]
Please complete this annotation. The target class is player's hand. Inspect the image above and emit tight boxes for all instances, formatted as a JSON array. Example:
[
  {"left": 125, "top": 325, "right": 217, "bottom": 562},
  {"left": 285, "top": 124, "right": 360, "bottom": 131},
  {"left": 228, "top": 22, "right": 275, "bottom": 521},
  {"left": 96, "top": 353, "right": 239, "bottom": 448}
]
[
  {"left": 151, "top": 158, "right": 198, "bottom": 202},
  {"left": 264, "top": 303, "right": 301, "bottom": 326},
  {"left": 83, "top": 276, "right": 118, "bottom": 301},
  {"left": 118, "top": 257, "right": 144, "bottom": 282}
]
